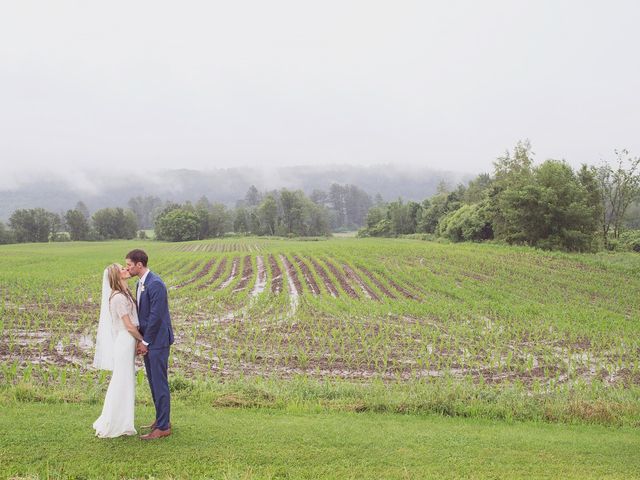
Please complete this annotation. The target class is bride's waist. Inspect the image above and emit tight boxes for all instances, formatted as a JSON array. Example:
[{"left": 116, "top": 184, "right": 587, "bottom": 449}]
[{"left": 114, "top": 324, "right": 139, "bottom": 332}]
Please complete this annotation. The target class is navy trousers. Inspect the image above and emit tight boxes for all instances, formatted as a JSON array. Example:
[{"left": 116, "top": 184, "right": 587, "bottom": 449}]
[{"left": 143, "top": 346, "right": 171, "bottom": 430}]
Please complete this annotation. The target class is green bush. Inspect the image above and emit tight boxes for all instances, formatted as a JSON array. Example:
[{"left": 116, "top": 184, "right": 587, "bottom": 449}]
[
  {"left": 357, "top": 218, "right": 393, "bottom": 237},
  {"left": 438, "top": 203, "right": 493, "bottom": 242},
  {"left": 51, "top": 232, "right": 71, "bottom": 242},
  {"left": 618, "top": 230, "right": 640, "bottom": 252},
  {"left": 155, "top": 209, "right": 200, "bottom": 242}
]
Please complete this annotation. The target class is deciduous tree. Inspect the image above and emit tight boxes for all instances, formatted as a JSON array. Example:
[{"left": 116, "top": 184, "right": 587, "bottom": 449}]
[
  {"left": 597, "top": 149, "right": 640, "bottom": 246},
  {"left": 65, "top": 209, "right": 90, "bottom": 241}
]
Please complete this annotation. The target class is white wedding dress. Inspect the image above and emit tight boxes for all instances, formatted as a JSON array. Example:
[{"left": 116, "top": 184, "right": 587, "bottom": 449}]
[{"left": 93, "top": 285, "right": 139, "bottom": 438}]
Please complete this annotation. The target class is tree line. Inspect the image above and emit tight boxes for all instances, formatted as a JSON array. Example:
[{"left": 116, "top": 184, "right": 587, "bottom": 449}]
[
  {"left": 359, "top": 142, "right": 640, "bottom": 252},
  {"left": 0, "top": 202, "right": 139, "bottom": 244},
  {"left": 2, "top": 145, "right": 638, "bottom": 251},
  {"left": 0, "top": 183, "right": 372, "bottom": 244}
]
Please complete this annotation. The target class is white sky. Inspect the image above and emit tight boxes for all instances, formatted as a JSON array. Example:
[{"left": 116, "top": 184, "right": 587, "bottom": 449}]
[{"left": 1, "top": 0, "right": 639, "bottom": 188}]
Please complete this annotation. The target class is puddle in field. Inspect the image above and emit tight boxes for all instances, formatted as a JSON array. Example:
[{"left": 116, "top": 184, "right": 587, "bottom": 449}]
[
  {"left": 251, "top": 256, "right": 267, "bottom": 296},
  {"left": 3, "top": 328, "right": 96, "bottom": 367},
  {"left": 279, "top": 254, "right": 299, "bottom": 312},
  {"left": 219, "top": 258, "right": 240, "bottom": 290},
  {"left": 4, "top": 296, "right": 636, "bottom": 389},
  {"left": 79, "top": 334, "right": 94, "bottom": 350}
]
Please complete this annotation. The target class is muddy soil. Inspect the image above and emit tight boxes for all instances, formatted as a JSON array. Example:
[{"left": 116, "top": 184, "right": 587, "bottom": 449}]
[
  {"left": 269, "top": 255, "right": 283, "bottom": 294},
  {"left": 322, "top": 258, "right": 359, "bottom": 299},
  {"left": 309, "top": 258, "right": 339, "bottom": 297},
  {"left": 234, "top": 255, "right": 253, "bottom": 291},
  {"left": 381, "top": 273, "right": 420, "bottom": 300},
  {"left": 356, "top": 266, "right": 397, "bottom": 299},
  {"left": 342, "top": 264, "right": 379, "bottom": 301},
  {"left": 174, "top": 258, "right": 217, "bottom": 289},
  {"left": 293, "top": 255, "right": 320, "bottom": 295},
  {"left": 198, "top": 257, "right": 228, "bottom": 289}
]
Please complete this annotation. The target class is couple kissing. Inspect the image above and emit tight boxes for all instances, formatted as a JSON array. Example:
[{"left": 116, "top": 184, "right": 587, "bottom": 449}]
[{"left": 92, "top": 249, "right": 174, "bottom": 440}]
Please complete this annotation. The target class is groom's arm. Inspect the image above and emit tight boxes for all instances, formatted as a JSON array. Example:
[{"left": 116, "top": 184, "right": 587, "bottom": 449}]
[{"left": 142, "top": 281, "right": 168, "bottom": 346}]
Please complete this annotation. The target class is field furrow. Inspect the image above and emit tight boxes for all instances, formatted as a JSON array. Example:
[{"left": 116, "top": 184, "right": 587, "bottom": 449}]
[
  {"left": 269, "top": 254, "right": 283, "bottom": 294},
  {"left": 293, "top": 255, "right": 321, "bottom": 295},
  {"left": 251, "top": 256, "right": 267, "bottom": 296},
  {"left": 199, "top": 256, "right": 228, "bottom": 290},
  {"left": 322, "top": 257, "right": 359, "bottom": 299},
  {"left": 217, "top": 257, "right": 240, "bottom": 290},
  {"left": 173, "top": 257, "right": 218, "bottom": 289},
  {"left": 1, "top": 237, "right": 639, "bottom": 427}
]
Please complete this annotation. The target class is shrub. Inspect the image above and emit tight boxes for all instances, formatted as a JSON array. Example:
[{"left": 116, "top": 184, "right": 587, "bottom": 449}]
[
  {"left": 155, "top": 209, "right": 200, "bottom": 242},
  {"left": 618, "top": 230, "right": 640, "bottom": 252},
  {"left": 438, "top": 203, "right": 493, "bottom": 242}
]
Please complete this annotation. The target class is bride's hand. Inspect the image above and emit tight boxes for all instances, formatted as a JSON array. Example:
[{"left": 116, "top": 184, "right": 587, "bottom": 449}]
[{"left": 137, "top": 343, "right": 148, "bottom": 356}]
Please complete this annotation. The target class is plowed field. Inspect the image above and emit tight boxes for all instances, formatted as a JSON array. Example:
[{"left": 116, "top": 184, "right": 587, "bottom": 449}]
[{"left": 1, "top": 238, "right": 639, "bottom": 412}]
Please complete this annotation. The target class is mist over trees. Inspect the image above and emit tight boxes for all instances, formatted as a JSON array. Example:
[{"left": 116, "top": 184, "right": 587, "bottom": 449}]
[
  {"left": 128, "top": 196, "right": 163, "bottom": 230},
  {"left": 0, "top": 181, "right": 369, "bottom": 243},
  {"left": 0, "top": 165, "right": 465, "bottom": 222},
  {"left": 359, "top": 142, "right": 640, "bottom": 252},
  {"left": 2, "top": 146, "right": 640, "bottom": 252},
  {"left": 318, "top": 184, "right": 373, "bottom": 231}
]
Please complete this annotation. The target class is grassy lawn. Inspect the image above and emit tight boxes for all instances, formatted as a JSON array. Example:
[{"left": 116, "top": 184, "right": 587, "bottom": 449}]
[
  {"left": 1, "top": 401, "right": 638, "bottom": 479},
  {"left": 2, "top": 238, "right": 639, "bottom": 478}
]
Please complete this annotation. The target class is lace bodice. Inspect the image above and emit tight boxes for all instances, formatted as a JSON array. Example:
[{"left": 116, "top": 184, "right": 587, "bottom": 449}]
[{"left": 109, "top": 292, "right": 139, "bottom": 331}]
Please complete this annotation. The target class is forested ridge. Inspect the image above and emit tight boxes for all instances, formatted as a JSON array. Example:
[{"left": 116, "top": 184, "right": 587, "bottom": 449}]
[{"left": 2, "top": 143, "right": 639, "bottom": 252}]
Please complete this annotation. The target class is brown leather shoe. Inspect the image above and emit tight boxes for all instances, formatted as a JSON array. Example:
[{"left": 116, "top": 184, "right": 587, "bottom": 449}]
[
  {"left": 141, "top": 421, "right": 172, "bottom": 430},
  {"left": 140, "top": 428, "right": 171, "bottom": 440}
]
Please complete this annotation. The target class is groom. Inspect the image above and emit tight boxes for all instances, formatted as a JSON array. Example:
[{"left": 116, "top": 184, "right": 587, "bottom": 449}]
[{"left": 126, "top": 249, "right": 174, "bottom": 440}]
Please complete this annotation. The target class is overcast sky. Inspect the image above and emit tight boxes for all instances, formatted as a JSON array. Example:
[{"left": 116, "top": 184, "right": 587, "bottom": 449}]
[{"left": 1, "top": 1, "right": 639, "bottom": 189}]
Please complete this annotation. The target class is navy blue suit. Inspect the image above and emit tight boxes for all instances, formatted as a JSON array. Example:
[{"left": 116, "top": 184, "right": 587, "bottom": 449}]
[{"left": 137, "top": 271, "right": 174, "bottom": 431}]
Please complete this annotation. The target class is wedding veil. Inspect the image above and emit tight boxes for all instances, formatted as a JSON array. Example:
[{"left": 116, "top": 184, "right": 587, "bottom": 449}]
[{"left": 92, "top": 267, "right": 114, "bottom": 370}]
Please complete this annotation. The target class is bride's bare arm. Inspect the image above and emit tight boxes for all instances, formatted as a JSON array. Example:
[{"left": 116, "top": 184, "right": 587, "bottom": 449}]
[{"left": 121, "top": 314, "right": 144, "bottom": 341}]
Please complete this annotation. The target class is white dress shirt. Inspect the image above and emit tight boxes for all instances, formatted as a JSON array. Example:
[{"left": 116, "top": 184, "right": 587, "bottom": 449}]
[
  {"left": 137, "top": 269, "right": 150, "bottom": 307},
  {"left": 137, "top": 269, "right": 150, "bottom": 346}
]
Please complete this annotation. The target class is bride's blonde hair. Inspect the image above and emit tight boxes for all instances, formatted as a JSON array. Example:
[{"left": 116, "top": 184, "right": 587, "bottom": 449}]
[{"left": 107, "top": 263, "right": 135, "bottom": 306}]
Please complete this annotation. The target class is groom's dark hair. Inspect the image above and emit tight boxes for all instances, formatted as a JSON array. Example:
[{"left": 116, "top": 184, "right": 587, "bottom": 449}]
[{"left": 126, "top": 249, "right": 148, "bottom": 267}]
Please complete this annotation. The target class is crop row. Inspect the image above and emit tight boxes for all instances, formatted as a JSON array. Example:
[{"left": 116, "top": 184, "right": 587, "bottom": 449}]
[
  {"left": 169, "top": 242, "right": 265, "bottom": 252},
  {"left": 163, "top": 254, "right": 421, "bottom": 303},
  {"left": 0, "top": 238, "right": 638, "bottom": 396}
]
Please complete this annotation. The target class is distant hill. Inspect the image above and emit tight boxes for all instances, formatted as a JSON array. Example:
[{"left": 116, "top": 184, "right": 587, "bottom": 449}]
[{"left": 0, "top": 164, "right": 473, "bottom": 220}]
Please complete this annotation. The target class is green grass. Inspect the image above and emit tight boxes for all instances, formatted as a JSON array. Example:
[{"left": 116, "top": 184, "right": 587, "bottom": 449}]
[
  {"left": 1, "top": 400, "right": 639, "bottom": 479},
  {"left": 3, "top": 375, "right": 639, "bottom": 427}
]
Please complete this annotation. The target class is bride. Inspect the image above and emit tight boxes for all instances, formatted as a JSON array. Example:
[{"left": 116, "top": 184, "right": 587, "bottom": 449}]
[{"left": 92, "top": 263, "right": 144, "bottom": 438}]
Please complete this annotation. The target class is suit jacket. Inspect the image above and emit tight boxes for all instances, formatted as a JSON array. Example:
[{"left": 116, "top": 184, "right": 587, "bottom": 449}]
[{"left": 137, "top": 271, "right": 174, "bottom": 349}]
